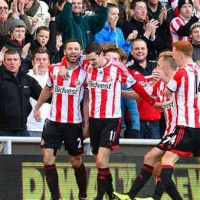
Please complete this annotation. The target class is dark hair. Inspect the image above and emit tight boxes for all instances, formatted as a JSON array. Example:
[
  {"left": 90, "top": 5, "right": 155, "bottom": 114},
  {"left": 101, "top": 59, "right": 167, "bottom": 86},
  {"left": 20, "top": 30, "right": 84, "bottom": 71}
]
[
  {"left": 32, "top": 47, "right": 50, "bottom": 60},
  {"left": 4, "top": 49, "right": 20, "bottom": 57},
  {"left": 85, "top": 42, "right": 103, "bottom": 55},
  {"left": 178, "top": 0, "right": 193, "bottom": 11},
  {"left": 132, "top": 38, "right": 147, "bottom": 47},
  {"left": 130, "top": 0, "right": 146, "bottom": 9},
  {"left": 36, "top": 26, "right": 50, "bottom": 35},
  {"left": 64, "top": 39, "right": 82, "bottom": 49},
  {"left": 56, "top": 31, "right": 62, "bottom": 37}
]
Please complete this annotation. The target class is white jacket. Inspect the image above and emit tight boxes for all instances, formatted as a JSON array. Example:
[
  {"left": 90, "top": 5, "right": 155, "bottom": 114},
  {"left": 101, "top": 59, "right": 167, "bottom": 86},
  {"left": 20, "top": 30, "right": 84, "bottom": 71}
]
[
  {"left": 27, "top": 0, "right": 50, "bottom": 29},
  {"left": 27, "top": 69, "right": 50, "bottom": 132}
]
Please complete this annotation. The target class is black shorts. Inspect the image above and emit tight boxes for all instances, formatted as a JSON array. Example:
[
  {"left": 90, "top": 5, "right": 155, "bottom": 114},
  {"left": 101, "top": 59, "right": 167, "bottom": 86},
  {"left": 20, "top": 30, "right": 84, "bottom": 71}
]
[
  {"left": 41, "top": 119, "right": 84, "bottom": 156},
  {"left": 157, "top": 133, "right": 175, "bottom": 151},
  {"left": 167, "top": 126, "right": 200, "bottom": 157},
  {"left": 89, "top": 118, "right": 121, "bottom": 155}
]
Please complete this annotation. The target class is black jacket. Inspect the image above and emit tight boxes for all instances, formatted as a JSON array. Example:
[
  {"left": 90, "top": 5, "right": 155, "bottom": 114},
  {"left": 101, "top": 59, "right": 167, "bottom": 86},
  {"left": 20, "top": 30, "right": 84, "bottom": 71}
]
[
  {"left": 122, "top": 18, "right": 169, "bottom": 60},
  {"left": 0, "top": 66, "right": 42, "bottom": 131},
  {"left": 3, "top": 38, "right": 32, "bottom": 71},
  {"left": 127, "top": 59, "right": 157, "bottom": 76}
]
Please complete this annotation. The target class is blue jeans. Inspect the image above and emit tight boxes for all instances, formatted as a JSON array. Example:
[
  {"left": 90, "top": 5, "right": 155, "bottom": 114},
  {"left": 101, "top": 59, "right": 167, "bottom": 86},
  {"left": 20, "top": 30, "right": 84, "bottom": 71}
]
[
  {"left": 138, "top": 120, "right": 160, "bottom": 139},
  {"left": 0, "top": 129, "right": 30, "bottom": 136},
  {"left": 29, "top": 131, "right": 42, "bottom": 137}
]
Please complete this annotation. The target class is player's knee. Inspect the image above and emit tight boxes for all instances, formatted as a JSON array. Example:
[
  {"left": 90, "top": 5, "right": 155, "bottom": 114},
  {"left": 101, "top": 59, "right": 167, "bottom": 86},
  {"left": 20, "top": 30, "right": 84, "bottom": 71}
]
[
  {"left": 144, "top": 153, "right": 154, "bottom": 164},
  {"left": 96, "top": 159, "right": 108, "bottom": 168},
  {"left": 43, "top": 155, "right": 55, "bottom": 165},
  {"left": 70, "top": 156, "right": 82, "bottom": 168},
  {"left": 71, "top": 160, "right": 82, "bottom": 168}
]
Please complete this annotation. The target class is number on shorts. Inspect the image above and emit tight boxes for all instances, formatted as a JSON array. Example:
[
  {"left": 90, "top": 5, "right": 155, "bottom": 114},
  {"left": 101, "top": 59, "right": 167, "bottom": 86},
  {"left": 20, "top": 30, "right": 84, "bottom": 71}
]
[
  {"left": 162, "top": 136, "right": 172, "bottom": 144},
  {"left": 169, "top": 135, "right": 177, "bottom": 145},
  {"left": 109, "top": 130, "right": 116, "bottom": 141},
  {"left": 77, "top": 138, "right": 82, "bottom": 148}
]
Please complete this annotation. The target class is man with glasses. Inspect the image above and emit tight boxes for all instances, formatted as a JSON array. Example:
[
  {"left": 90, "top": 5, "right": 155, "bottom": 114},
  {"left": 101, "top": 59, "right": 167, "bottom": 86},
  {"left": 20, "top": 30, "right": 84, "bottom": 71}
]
[
  {"left": 0, "top": 0, "right": 32, "bottom": 47},
  {"left": 0, "top": 0, "right": 10, "bottom": 37}
]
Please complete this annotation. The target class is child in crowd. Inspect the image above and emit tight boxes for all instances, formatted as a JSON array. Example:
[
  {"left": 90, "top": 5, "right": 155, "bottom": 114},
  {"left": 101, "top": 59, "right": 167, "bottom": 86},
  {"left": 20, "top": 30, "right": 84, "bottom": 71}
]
[{"left": 30, "top": 25, "right": 62, "bottom": 63}]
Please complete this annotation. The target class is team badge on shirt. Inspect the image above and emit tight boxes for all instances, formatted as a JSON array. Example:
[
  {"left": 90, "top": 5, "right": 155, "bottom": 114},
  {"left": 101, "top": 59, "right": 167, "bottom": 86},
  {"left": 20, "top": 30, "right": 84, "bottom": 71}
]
[
  {"left": 73, "top": 79, "right": 81, "bottom": 85},
  {"left": 105, "top": 76, "right": 113, "bottom": 82}
]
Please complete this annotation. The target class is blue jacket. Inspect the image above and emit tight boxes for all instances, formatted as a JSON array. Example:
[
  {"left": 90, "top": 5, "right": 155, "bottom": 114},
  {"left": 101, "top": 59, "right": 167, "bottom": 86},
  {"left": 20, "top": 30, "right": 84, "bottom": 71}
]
[
  {"left": 121, "top": 84, "right": 140, "bottom": 131},
  {"left": 94, "top": 24, "right": 131, "bottom": 55}
]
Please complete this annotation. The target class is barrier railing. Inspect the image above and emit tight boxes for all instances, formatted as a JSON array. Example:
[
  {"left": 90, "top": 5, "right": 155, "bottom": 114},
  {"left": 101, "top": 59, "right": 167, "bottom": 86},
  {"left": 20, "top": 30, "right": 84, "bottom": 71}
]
[{"left": 0, "top": 137, "right": 160, "bottom": 155}]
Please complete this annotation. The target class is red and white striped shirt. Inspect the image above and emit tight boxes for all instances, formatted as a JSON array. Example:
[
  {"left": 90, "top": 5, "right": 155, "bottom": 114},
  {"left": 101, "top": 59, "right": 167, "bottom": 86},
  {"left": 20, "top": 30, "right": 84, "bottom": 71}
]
[
  {"left": 170, "top": 0, "right": 179, "bottom": 16},
  {"left": 170, "top": 15, "right": 191, "bottom": 44},
  {"left": 84, "top": 59, "right": 136, "bottom": 118},
  {"left": 167, "top": 63, "right": 200, "bottom": 128},
  {"left": 47, "top": 63, "right": 87, "bottom": 123},
  {"left": 152, "top": 80, "right": 177, "bottom": 137}
]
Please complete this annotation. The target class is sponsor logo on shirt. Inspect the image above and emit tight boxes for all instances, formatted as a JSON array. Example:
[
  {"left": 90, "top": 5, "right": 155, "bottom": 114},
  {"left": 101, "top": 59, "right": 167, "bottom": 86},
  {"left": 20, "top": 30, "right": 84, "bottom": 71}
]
[
  {"left": 88, "top": 80, "right": 112, "bottom": 90},
  {"left": 54, "top": 86, "right": 77, "bottom": 95}
]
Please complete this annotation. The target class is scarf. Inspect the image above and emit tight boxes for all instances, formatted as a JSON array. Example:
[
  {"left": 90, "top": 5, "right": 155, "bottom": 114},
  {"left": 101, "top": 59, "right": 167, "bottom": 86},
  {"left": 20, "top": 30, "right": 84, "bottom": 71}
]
[{"left": 26, "top": 0, "right": 40, "bottom": 17}]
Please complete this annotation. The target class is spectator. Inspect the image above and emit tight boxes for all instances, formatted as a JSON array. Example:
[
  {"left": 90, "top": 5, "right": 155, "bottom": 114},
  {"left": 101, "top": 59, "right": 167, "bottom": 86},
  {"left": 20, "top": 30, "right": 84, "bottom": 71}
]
[
  {"left": 169, "top": 0, "right": 200, "bottom": 44},
  {"left": 122, "top": 0, "right": 160, "bottom": 61},
  {"left": 127, "top": 38, "right": 161, "bottom": 139},
  {"left": 0, "top": 49, "right": 43, "bottom": 136},
  {"left": 146, "top": 0, "right": 174, "bottom": 51},
  {"left": 52, "top": 32, "right": 63, "bottom": 63},
  {"left": 56, "top": 0, "right": 108, "bottom": 52},
  {"left": 85, "top": 0, "right": 129, "bottom": 29},
  {"left": 171, "top": 0, "right": 179, "bottom": 17},
  {"left": 86, "top": 0, "right": 103, "bottom": 13},
  {"left": 27, "top": 48, "right": 51, "bottom": 137},
  {"left": 104, "top": 47, "right": 140, "bottom": 138},
  {"left": 190, "top": 22, "right": 200, "bottom": 62},
  {"left": 30, "top": 26, "right": 50, "bottom": 51},
  {"left": 116, "top": 0, "right": 130, "bottom": 29},
  {"left": 0, "top": 0, "right": 11, "bottom": 37},
  {"left": 22, "top": 0, "right": 50, "bottom": 29},
  {"left": 27, "top": 7, "right": 62, "bottom": 64},
  {"left": 0, "top": 0, "right": 32, "bottom": 46},
  {"left": 1, "top": 19, "right": 32, "bottom": 71},
  {"left": 53, "top": 0, "right": 66, "bottom": 16},
  {"left": 94, "top": 3, "right": 136, "bottom": 55}
]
